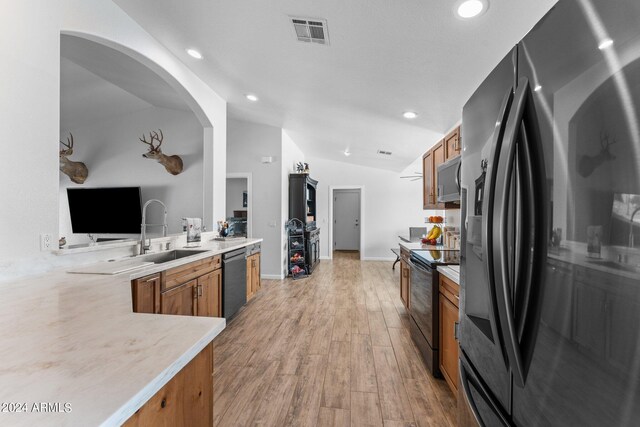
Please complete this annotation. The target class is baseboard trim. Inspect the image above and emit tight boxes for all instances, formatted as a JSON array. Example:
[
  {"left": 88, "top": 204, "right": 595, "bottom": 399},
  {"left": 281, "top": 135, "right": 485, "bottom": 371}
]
[
  {"left": 261, "top": 274, "right": 284, "bottom": 280},
  {"left": 362, "top": 256, "right": 395, "bottom": 261},
  {"left": 320, "top": 256, "right": 331, "bottom": 260}
]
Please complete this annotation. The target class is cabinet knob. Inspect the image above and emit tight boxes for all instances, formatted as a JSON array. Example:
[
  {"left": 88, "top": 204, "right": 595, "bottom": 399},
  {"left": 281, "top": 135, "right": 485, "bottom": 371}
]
[{"left": 161, "top": 398, "right": 166, "bottom": 409}]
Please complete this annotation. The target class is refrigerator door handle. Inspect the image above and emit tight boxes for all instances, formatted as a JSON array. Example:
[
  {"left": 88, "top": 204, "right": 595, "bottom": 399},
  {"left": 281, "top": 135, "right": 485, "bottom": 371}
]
[
  {"left": 494, "top": 77, "right": 547, "bottom": 388},
  {"left": 481, "top": 87, "right": 513, "bottom": 363},
  {"left": 459, "top": 350, "right": 511, "bottom": 427}
]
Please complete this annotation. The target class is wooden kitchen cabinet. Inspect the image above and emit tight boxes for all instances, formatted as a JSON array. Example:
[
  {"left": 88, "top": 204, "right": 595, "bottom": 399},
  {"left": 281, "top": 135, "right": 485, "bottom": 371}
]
[
  {"left": 196, "top": 269, "right": 222, "bottom": 317},
  {"left": 133, "top": 255, "right": 222, "bottom": 317},
  {"left": 161, "top": 280, "right": 197, "bottom": 316},
  {"left": 423, "top": 125, "right": 461, "bottom": 210},
  {"left": 398, "top": 247, "right": 411, "bottom": 310},
  {"left": 124, "top": 343, "right": 213, "bottom": 427},
  {"left": 246, "top": 253, "right": 261, "bottom": 301},
  {"left": 439, "top": 274, "right": 460, "bottom": 395},
  {"left": 423, "top": 148, "right": 437, "bottom": 209},
  {"left": 132, "top": 274, "right": 161, "bottom": 314},
  {"left": 444, "top": 126, "right": 461, "bottom": 161},
  {"left": 400, "top": 260, "right": 410, "bottom": 310}
]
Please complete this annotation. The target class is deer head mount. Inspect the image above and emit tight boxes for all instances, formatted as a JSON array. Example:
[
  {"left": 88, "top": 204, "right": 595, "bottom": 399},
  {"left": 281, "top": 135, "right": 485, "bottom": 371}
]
[
  {"left": 139, "top": 129, "right": 183, "bottom": 175},
  {"left": 578, "top": 131, "right": 617, "bottom": 178},
  {"left": 59, "top": 133, "right": 88, "bottom": 184}
]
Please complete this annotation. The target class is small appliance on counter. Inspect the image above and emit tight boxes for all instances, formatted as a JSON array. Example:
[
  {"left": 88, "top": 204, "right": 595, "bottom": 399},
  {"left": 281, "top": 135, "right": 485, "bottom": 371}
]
[{"left": 407, "top": 249, "right": 459, "bottom": 377}]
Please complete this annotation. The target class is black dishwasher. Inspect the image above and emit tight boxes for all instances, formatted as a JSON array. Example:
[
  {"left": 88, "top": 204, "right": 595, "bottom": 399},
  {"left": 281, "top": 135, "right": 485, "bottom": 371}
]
[{"left": 222, "top": 248, "right": 247, "bottom": 320}]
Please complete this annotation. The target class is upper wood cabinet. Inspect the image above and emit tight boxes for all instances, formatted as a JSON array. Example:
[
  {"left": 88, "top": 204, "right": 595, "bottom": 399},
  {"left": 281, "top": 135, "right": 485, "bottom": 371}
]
[
  {"left": 423, "top": 149, "right": 436, "bottom": 209},
  {"left": 423, "top": 125, "right": 461, "bottom": 210},
  {"left": 423, "top": 141, "right": 445, "bottom": 209},
  {"left": 444, "top": 126, "right": 461, "bottom": 161}
]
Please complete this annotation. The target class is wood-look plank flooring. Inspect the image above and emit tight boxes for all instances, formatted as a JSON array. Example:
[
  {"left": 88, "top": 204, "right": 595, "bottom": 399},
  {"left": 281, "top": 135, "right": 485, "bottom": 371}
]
[{"left": 213, "top": 251, "right": 457, "bottom": 427}]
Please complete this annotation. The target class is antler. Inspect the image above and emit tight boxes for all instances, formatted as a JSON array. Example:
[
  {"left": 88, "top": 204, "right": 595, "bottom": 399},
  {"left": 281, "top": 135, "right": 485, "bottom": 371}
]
[
  {"left": 60, "top": 133, "right": 74, "bottom": 152},
  {"left": 139, "top": 129, "right": 163, "bottom": 151},
  {"left": 601, "top": 131, "right": 617, "bottom": 149}
]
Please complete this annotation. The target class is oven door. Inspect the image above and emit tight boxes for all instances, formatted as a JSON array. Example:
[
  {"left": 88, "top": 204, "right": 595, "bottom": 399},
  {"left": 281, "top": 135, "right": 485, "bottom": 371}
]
[{"left": 408, "top": 258, "right": 437, "bottom": 348}]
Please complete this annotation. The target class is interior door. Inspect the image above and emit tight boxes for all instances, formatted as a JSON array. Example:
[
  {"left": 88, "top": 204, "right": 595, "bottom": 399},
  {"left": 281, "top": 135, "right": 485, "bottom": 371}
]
[
  {"left": 512, "top": 0, "right": 640, "bottom": 425},
  {"left": 333, "top": 189, "right": 360, "bottom": 251}
]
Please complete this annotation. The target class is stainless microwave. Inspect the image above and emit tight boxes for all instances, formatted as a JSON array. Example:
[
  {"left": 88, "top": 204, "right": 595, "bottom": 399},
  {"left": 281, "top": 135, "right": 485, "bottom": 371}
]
[{"left": 437, "top": 156, "right": 461, "bottom": 203}]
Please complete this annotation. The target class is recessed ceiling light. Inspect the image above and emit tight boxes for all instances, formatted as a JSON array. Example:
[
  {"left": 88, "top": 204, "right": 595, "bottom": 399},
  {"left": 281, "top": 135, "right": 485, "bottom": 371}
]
[
  {"left": 455, "top": 0, "right": 488, "bottom": 19},
  {"left": 186, "top": 48, "right": 203, "bottom": 59},
  {"left": 344, "top": 149, "right": 351, "bottom": 157},
  {"left": 245, "top": 94, "right": 259, "bottom": 102},
  {"left": 534, "top": 85, "right": 542, "bottom": 92},
  {"left": 403, "top": 111, "right": 418, "bottom": 119},
  {"left": 598, "top": 38, "right": 614, "bottom": 50}
]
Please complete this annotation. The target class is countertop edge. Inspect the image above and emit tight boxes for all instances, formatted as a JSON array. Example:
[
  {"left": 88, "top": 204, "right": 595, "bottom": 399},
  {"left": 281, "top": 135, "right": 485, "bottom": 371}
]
[
  {"left": 437, "top": 266, "right": 460, "bottom": 284},
  {"left": 103, "top": 319, "right": 225, "bottom": 427}
]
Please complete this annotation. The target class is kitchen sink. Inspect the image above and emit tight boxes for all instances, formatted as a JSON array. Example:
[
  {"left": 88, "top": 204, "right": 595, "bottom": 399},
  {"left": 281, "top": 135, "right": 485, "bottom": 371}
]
[
  {"left": 586, "top": 259, "right": 640, "bottom": 274},
  {"left": 141, "top": 249, "right": 209, "bottom": 264}
]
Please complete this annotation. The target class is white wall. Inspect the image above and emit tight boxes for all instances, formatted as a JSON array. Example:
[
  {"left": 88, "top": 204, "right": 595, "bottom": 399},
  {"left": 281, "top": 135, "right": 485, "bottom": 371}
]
[
  {"left": 0, "top": 2, "right": 61, "bottom": 265},
  {"left": 227, "top": 119, "right": 283, "bottom": 278},
  {"left": 308, "top": 155, "right": 428, "bottom": 260},
  {"left": 225, "top": 178, "right": 247, "bottom": 218},
  {"left": 281, "top": 130, "right": 305, "bottom": 276},
  {"left": 59, "top": 106, "right": 203, "bottom": 245},
  {"left": 0, "top": 0, "right": 227, "bottom": 281}
]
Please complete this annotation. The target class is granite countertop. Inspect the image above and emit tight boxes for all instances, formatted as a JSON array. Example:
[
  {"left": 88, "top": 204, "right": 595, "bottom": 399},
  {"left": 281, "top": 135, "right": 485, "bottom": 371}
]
[{"left": 0, "top": 237, "right": 261, "bottom": 426}]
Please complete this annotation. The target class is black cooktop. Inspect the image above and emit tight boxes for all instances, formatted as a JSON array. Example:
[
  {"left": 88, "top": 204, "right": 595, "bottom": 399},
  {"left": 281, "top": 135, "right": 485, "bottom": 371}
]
[{"left": 411, "top": 249, "right": 460, "bottom": 268}]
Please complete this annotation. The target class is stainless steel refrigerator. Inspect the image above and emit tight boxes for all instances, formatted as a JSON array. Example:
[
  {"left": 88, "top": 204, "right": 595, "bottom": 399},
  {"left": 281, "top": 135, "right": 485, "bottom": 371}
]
[{"left": 459, "top": 0, "right": 640, "bottom": 425}]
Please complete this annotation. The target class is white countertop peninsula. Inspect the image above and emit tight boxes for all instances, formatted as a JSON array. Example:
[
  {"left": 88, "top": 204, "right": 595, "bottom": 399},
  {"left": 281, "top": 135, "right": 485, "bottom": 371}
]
[{"left": 0, "top": 237, "right": 262, "bottom": 426}]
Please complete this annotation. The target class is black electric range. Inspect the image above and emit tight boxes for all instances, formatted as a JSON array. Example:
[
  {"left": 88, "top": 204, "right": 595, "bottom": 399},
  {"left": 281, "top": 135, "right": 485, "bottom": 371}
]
[{"left": 407, "top": 248, "right": 459, "bottom": 377}]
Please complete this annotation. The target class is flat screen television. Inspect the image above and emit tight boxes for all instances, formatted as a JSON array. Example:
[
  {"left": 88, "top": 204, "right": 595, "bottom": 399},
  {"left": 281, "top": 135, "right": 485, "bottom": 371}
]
[{"left": 67, "top": 187, "right": 142, "bottom": 234}]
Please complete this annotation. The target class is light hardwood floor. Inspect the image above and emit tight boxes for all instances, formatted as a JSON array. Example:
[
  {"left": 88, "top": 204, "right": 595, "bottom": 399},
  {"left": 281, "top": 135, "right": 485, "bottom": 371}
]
[{"left": 212, "top": 251, "right": 457, "bottom": 427}]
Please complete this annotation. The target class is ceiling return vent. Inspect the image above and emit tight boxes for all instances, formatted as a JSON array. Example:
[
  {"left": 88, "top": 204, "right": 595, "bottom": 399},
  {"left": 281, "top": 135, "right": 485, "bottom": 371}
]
[
  {"left": 377, "top": 150, "right": 393, "bottom": 156},
  {"left": 290, "top": 17, "right": 329, "bottom": 45}
]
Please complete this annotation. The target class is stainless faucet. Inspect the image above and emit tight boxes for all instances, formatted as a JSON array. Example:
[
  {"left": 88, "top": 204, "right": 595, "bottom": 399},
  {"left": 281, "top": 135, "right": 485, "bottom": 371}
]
[
  {"left": 629, "top": 207, "right": 640, "bottom": 248},
  {"left": 140, "top": 199, "right": 168, "bottom": 255}
]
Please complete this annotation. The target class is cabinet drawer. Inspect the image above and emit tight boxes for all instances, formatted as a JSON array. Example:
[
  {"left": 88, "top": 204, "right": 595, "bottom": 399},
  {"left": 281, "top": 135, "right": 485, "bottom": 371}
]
[
  {"left": 439, "top": 274, "right": 460, "bottom": 308},
  {"left": 400, "top": 247, "right": 410, "bottom": 261},
  {"left": 164, "top": 256, "right": 217, "bottom": 291}
]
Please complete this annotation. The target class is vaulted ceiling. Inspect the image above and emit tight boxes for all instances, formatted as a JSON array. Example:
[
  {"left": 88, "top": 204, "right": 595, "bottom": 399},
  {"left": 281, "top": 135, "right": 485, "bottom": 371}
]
[{"left": 114, "top": 0, "right": 557, "bottom": 171}]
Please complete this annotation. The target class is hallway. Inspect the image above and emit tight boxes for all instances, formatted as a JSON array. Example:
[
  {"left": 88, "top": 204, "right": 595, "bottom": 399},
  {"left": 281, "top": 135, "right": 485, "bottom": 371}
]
[{"left": 212, "top": 253, "right": 457, "bottom": 426}]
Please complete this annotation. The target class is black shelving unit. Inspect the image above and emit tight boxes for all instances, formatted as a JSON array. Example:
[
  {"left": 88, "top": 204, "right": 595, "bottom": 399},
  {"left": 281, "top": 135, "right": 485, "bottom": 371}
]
[
  {"left": 289, "top": 173, "right": 320, "bottom": 274},
  {"left": 289, "top": 173, "right": 318, "bottom": 231},
  {"left": 286, "top": 219, "right": 307, "bottom": 279}
]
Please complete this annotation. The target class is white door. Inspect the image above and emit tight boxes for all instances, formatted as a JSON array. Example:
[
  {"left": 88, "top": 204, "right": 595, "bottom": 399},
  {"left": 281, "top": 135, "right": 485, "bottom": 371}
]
[{"left": 333, "top": 189, "right": 360, "bottom": 251}]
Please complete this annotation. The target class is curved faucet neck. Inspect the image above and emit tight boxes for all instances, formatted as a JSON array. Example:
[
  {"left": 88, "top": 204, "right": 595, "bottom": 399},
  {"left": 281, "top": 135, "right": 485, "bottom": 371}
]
[{"left": 140, "top": 199, "right": 168, "bottom": 255}]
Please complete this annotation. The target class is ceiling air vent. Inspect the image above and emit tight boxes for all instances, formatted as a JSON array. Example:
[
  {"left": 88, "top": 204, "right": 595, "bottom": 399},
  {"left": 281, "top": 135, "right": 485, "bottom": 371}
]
[
  {"left": 290, "top": 17, "right": 329, "bottom": 45},
  {"left": 377, "top": 150, "right": 393, "bottom": 156}
]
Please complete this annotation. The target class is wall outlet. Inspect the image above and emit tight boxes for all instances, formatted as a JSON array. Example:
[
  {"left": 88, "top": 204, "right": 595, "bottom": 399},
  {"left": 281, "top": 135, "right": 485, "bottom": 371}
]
[{"left": 40, "top": 233, "right": 53, "bottom": 251}]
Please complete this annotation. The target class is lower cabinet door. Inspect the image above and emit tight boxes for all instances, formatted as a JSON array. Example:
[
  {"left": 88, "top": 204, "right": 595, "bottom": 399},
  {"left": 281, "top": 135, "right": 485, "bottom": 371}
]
[
  {"left": 439, "top": 293, "right": 459, "bottom": 393},
  {"left": 124, "top": 343, "right": 213, "bottom": 427},
  {"left": 197, "top": 270, "right": 222, "bottom": 317},
  {"left": 400, "top": 260, "right": 410, "bottom": 309},
  {"left": 161, "top": 280, "right": 196, "bottom": 316},
  {"left": 132, "top": 274, "right": 161, "bottom": 314},
  {"left": 251, "top": 253, "right": 261, "bottom": 294}
]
